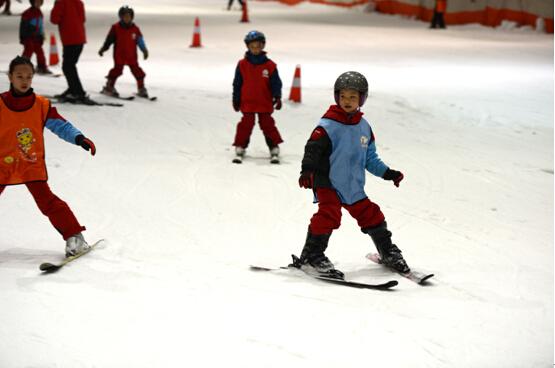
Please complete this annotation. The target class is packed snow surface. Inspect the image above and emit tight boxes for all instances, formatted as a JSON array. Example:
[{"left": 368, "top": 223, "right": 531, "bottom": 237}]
[{"left": 0, "top": 1, "right": 552, "bottom": 367}]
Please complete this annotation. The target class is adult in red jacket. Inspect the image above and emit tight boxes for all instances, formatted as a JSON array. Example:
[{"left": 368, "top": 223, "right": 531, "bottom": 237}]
[
  {"left": 50, "top": 0, "right": 88, "bottom": 101},
  {"left": 232, "top": 31, "right": 283, "bottom": 163},
  {"left": 98, "top": 6, "right": 150, "bottom": 98}
]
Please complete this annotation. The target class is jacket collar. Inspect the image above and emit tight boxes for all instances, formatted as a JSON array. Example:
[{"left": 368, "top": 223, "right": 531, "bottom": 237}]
[
  {"left": 245, "top": 51, "right": 268, "bottom": 65},
  {"left": 322, "top": 104, "right": 363, "bottom": 125},
  {"left": 1, "top": 86, "right": 36, "bottom": 112}
]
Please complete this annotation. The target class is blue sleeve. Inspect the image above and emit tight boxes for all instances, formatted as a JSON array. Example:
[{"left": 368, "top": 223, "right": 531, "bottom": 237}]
[
  {"left": 45, "top": 118, "right": 83, "bottom": 145},
  {"left": 137, "top": 36, "right": 147, "bottom": 52},
  {"left": 365, "top": 140, "right": 389, "bottom": 177},
  {"left": 232, "top": 64, "right": 242, "bottom": 104},
  {"left": 270, "top": 68, "right": 282, "bottom": 98}
]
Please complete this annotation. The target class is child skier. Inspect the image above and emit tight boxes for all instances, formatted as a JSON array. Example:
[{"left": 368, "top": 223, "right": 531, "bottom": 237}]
[
  {"left": 296, "top": 71, "right": 409, "bottom": 278},
  {"left": 232, "top": 30, "right": 283, "bottom": 164},
  {"left": 20, "top": 0, "right": 52, "bottom": 75},
  {"left": 0, "top": 56, "right": 96, "bottom": 256},
  {"left": 98, "top": 5, "right": 150, "bottom": 98}
]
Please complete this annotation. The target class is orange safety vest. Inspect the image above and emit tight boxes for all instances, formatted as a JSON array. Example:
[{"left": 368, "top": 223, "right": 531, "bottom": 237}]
[
  {"left": 0, "top": 94, "right": 50, "bottom": 185},
  {"left": 436, "top": 0, "right": 447, "bottom": 13}
]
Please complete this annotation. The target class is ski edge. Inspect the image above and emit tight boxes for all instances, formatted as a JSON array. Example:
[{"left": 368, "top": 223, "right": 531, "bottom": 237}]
[{"left": 366, "top": 253, "right": 434, "bottom": 285}]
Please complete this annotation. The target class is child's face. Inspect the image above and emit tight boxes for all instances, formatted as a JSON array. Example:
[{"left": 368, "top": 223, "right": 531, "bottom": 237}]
[
  {"left": 9, "top": 64, "right": 34, "bottom": 94},
  {"left": 122, "top": 13, "right": 132, "bottom": 24},
  {"left": 33, "top": 0, "right": 43, "bottom": 8},
  {"left": 247, "top": 41, "right": 264, "bottom": 55},
  {"left": 338, "top": 89, "right": 360, "bottom": 113}
]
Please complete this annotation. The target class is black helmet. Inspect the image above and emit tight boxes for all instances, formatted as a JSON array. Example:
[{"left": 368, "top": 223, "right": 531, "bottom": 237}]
[
  {"left": 118, "top": 5, "right": 134, "bottom": 19},
  {"left": 334, "top": 71, "right": 369, "bottom": 106},
  {"left": 244, "top": 30, "right": 266, "bottom": 45}
]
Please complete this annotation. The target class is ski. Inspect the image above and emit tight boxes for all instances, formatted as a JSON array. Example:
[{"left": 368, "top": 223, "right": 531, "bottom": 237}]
[
  {"left": 135, "top": 94, "right": 157, "bottom": 101},
  {"left": 250, "top": 263, "right": 398, "bottom": 291},
  {"left": 366, "top": 253, "right": 434, "bottom": 285},
  {"left": 36, "top": 73, "right": 63, "bottom": 78},
  {"left": 44, "top": 95, "right": 124, "bottom": 107},
  {"left": 100, "top": 91, "right": 135, "bottom": 100},
  {"left": 39, "top": 239, "right": 104, "bottom": 273}
]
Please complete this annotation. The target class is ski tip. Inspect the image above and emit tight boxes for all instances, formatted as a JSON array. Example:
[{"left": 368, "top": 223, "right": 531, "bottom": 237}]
[
  {"left": 39, "top": 263, "right": 59, "bottom": 272},
  {"left": 249, "top": 265, "right": 272, "bottom": 271}
]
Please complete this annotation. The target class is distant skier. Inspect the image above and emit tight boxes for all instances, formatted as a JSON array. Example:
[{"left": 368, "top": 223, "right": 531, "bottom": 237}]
[
  {"left": 232, "top": 30, "right": 283, "bottom": 164},
  {"left": 98, "top": 6, "right": 150, "bottom": 99},
  {"left": 50, "top": 0, "right": 91, "bottom": 103},
  {"left": 0, "top": 56, "right": 96, "bottom": 256},
  {"left": 430, "top": 0, "right": 447, "bottom": 29},
  {"left": 296, "top": 71, "right": 410, "bottom": 277},
  {"left": 20, "top": 0, "right": 52, "bottom": 75},
  {"left": 0, "top": 0, "right": 20, "bottom": 15}
]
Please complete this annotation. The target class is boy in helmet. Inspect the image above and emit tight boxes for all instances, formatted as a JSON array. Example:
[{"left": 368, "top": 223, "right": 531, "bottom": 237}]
[
  {"left": 98, "top": 5, "right": 150, "bottom": 98},
  {"left": 295, "top": 71, "right": 409, "bottom": 278},
  {"left": 20, "top": 0, "right": 52, "bottom": 75},
  {"left": 232, "top": 30, "right": 283, "bottom": 164}
]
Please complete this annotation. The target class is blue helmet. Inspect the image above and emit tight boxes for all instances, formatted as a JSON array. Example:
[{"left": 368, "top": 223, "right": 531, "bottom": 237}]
[{"left": 244, "top": 30, "right": 266, "bottom": 45}]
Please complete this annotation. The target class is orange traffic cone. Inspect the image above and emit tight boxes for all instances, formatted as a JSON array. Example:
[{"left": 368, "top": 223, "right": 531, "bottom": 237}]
[
  {"left": 240, "top": 0, "right": 249, "bottom": 23},
  {"left": 190, "top": 17, "right": 202, "bottom": 48},
  {"left": 288, "top": 65, "right": 301, "bottom": 103},
  {"left": 49, "top": 34, "right": 59, "bottom": 66}
]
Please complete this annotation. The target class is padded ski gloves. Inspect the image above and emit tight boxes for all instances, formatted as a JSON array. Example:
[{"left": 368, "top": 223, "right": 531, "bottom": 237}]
[
  {"left": 383, "top": 168, "right": 404, "bottom": 187},
  {"left": 75, "top": 135, "right": 96, "bottom": 156},
  {"left": 233, "top": 100, "right": 240, "bottom": 112},
  {"left": 273, "top": 97, "right": 282, "bottom": 110},
  {"left": 298, "top": 171, "right": 314, "bottom": 189}
]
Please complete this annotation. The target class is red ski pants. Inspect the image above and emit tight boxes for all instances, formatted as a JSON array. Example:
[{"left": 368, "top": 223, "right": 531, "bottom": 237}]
[
  {"left": 309, "top": 188, "right": 385, "bottom": 235},
  {"left": 0, "top": 181, "right": 85, "bottom": 240},
  {"left": 22, "top": 39, "right": 47, "bottom": 68},
  {"left": 107, "top": 64, "right": 146, "bottom": 87},
  {"left": 233, "top": 112, "right": 283, "bottom": 148}
]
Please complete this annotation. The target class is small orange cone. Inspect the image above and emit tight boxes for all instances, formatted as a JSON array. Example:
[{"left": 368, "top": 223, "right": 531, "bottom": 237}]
[
  {"left": 190, "top": 17, "right": 202, "bottom": 48},
  {"left": 49, "top": 33, "right": 59, "bottom": 66},
  {"left": 288, "top": 65, "right": 301, "bottom": 103},
  {"left": 240, "top": 0, "right": 249, "bottom": 23}
]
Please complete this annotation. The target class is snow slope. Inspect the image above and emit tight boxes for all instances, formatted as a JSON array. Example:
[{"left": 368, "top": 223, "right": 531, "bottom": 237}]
[{"left": 0, "top": 1, "right": 553, "bottom": 367}]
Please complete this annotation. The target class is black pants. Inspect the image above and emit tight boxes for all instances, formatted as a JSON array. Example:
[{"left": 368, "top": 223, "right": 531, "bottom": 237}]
[
  {"left": 430, "top": 11, "right": 446, "bottom": 29},
  {"left": 62, "top": 44, "right": 86, "bottom": 97},
  {"left": 227, "top": 0, "right": 244, "bottom": 10}
]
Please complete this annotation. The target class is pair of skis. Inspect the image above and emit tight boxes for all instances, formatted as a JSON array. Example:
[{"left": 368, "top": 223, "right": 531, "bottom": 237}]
[
  {"left": 233, "top": 154, "right": 280, "bottom": 164},
  {"left": 250, "top": 253, "right": 434, "bottom": 291}
]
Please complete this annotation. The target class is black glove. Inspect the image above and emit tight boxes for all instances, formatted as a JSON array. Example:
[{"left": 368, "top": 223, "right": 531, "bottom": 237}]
[
  {"left": 298, "top": 171, "right": 314, "bottom": 189},
  {"left": 143, "top": 49, "right": 149, "bottom": 60},
  {"left": 98, "top": 47, "right": 106, "bottom": 57},
  {"left": 382, "top": 168, "right": 403, "bottom": 187},
  {"left": 233, "top": 100, "right": 240, "bottom": 112},
  {"left": 75, "top": 135, "right": 96, "bottom": 156},
  {"left": 273, "top": 97, "right": 282, "bottom": 110}
]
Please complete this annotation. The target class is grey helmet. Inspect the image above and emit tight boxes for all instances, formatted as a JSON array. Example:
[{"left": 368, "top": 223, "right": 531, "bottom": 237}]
[{"left": 334, "top": 71, "right": 369, "bottom": 106}]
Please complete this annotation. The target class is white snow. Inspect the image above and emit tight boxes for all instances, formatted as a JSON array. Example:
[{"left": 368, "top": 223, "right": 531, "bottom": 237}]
[{"left": 0, "top": 1, "right": 553, "bottom": 367}]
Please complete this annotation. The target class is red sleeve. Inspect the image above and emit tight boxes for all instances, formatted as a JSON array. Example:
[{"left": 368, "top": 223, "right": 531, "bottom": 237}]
[
  {"left": 309, "top": 127, "right": 328, "bottom": 141},
  {"left": 50, "top": 0, "right": 63, "bottom": 24},
  {"left": 46, "top": 106, "right": 67, "bottom": 122}
]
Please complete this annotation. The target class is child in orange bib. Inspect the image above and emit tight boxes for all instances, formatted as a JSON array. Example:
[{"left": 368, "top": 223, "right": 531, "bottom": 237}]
[{"left": 0, "top": 56, "right": 96, "bottom": 257}]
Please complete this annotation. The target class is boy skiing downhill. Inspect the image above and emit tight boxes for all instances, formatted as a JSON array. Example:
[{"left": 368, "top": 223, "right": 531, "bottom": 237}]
[
  {"left": 20, "top": 0, "right": 52, "bottom": 75},
  {"left": 98, "top": 6, "right": 150, "bottom": 99},
  {"left": 295, "top": 71, "right": 409, "bottom": 278},
  {"left": 0, "top": 56, "right": 96, "bottom": 257},
  {"left": 232, "top": 30, "right": 283, "bottom": 164}
]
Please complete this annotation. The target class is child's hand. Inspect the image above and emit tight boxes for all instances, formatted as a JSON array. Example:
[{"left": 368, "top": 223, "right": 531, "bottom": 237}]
[
  {"left": 98, "top": 48, "right": 105, "bottom": 57},
  {"left": 382, "top": 168, "right": 404, "bottom": 187},
  {"left": 75, "top": 135, "right": 96, "bottom": 156},
  {"left": 298, "top": 171, "right": 314, "bottom": 189},
  {"left": 143, "top": 50, "right": 149, "bottom": 60},
  {"left": 273, "top": 97, "right": 282, "bottom": 110},
  {"left": 233, "top": 101, "right": 240, "bottom": 112}
]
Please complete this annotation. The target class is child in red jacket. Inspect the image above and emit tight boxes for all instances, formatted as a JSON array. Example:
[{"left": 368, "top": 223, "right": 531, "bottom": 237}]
[
  {"left": 1, "top": 56, "right": 96, "bottom": 256},
  {"left": 20, "top": 0, "right": 52, "bottom": 75},
  {"left": 232, "top": 30, "right": 283, "bottom": 164},
  {"left": 98, "top": 6, "right": 150, "bottom": 98}
]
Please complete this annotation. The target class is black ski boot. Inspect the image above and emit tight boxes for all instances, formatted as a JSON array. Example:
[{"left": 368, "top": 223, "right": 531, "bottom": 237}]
[
  {"left": 294, "top": 230, "right": 344, "bottom": 279},
  {"left": 363, "top": 221, "right": 410, "bottom": 274}
]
